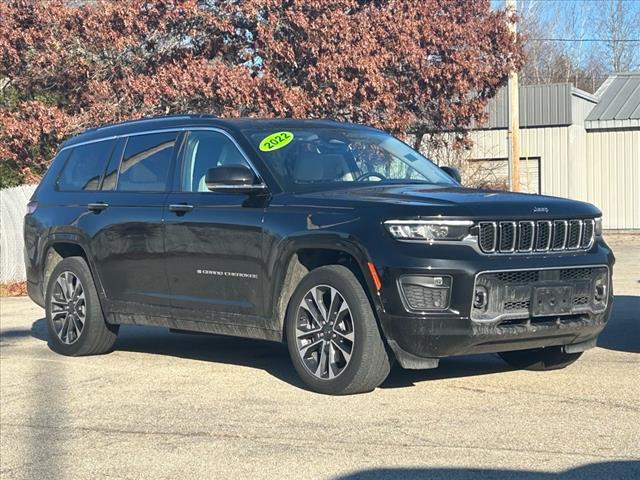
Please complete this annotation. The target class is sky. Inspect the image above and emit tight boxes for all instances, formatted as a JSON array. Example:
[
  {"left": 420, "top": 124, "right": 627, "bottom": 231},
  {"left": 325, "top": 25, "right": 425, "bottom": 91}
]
[{"left": 492, "top": 0, "right": 640, "bottom": 70}]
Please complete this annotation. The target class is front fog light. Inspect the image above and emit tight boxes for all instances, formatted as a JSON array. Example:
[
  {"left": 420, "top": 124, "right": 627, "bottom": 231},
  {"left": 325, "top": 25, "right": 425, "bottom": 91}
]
[
  {"left": 385, "top": 220, "right": 472, "bottom": 241},
  {"left": 594, "top": 283, "right": 607, "bottom": 302},
  {"left": 399, "top": 275, "right": 452, "bottom": 311},
  {"left": 473, "top": 286, "right": 488, "bottom": 310}
]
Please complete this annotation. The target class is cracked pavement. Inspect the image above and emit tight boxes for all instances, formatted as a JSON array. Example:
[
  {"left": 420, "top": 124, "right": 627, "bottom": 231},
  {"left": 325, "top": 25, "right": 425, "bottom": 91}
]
[{"left": 1, "top": 235, "right": 639, "bottom": 479}]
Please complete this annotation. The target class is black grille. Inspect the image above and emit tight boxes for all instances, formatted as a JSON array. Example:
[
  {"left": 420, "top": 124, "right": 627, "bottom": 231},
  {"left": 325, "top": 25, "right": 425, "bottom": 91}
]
[
  {"left": 518, "top": 222, "right": 534, "bottom": 251},
  {"left": 496, "top": 271, "right": 540, "bottom": 283},
  {"left": 573, "top": 295, "right": 589, "bottom": 306},
  {"left": 472, "top": 266, "right": 610, "bottom": 322},
  {"left": 552, "top": 221, "right": 567, "bottom": 250},
  {"left": 567, "top": 220, "right": 582, "bottom": 249},
  {"left": 402, "top": 284, "right": 449, "bottom": 310},
  {"left": 581, "top": 220, "right": 594, "bottom": 248},
  {"left": 499, "top": 222, "right": 516, "bottom": 252},
  {"left": 477, "top": 219, "right": 595, "bottom": 254},
  {"left": 536, "top": 221, "right": 552, "bottom": 250},
  {"left": 479, "top": 223, "right": 496, "bottom": 252},
  {"left": 560, "top": 267, "right": 592, "bottom": 280},
  {"left": 504, "top": 300, "right": 530, "bottom": 311}
]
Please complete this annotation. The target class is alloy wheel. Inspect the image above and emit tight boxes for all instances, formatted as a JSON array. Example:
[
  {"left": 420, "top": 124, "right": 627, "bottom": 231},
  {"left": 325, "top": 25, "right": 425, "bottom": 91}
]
[
  {"left": 295, "top": 285, "right": 355, "bottom": 380},
  {"left": 49, "top": 271, "right": 86, "bottom": 345}
]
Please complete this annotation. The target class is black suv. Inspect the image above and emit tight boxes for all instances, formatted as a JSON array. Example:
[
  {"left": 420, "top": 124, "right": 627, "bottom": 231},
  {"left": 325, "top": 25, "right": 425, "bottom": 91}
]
[{"left": 24, "top": 116, "right": 614, "bottom": 395}]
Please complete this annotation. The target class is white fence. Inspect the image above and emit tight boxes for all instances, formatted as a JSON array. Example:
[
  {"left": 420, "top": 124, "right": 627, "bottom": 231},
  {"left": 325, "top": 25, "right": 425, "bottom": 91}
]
[{"left": 0, "top": 184, "right": 37, "bottom": 283}]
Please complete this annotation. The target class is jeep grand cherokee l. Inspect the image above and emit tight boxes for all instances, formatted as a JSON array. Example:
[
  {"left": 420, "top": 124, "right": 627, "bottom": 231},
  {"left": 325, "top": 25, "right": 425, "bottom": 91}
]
[{"left": 24, "top": 116, "right": 614, "bottom": 395}]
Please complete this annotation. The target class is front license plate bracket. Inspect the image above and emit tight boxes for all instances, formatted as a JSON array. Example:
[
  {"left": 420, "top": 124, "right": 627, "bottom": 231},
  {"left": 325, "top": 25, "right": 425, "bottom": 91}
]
[{"left": 532, "top": 286, "right": 574, "bottom": 316}]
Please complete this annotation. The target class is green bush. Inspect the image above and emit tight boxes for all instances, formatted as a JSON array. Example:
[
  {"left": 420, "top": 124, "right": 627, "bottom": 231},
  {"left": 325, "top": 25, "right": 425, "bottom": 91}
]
[{"left": 0, "top": 162, "right": 24, "bottom": 189}]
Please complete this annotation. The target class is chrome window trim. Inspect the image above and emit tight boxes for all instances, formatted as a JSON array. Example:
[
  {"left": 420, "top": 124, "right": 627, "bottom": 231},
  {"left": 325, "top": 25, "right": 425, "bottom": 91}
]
[
  {"left": 470, "top": 264, "right": 610, "bottom": 323},
  {"left": 59, "top": 127, "right": 268, "bottom": 191}
]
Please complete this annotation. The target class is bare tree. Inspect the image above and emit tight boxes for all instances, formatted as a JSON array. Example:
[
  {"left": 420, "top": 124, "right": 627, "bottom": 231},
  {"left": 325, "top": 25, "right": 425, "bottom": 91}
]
[
  {"left": 597, "top": 0, "right": 640, "bottom": 72},
  {"left": 516, "top": 0, "right": 638, "bottom": 92}
]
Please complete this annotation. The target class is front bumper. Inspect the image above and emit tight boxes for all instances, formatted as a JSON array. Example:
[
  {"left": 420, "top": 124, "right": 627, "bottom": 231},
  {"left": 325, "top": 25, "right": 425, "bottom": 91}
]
[{"left": 373, "top": 239, "right": 615, "bottom": 365}]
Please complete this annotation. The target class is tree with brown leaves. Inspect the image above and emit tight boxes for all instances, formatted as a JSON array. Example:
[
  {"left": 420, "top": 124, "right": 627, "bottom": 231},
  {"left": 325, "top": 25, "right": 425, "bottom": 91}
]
[{"left": 0, "top": 0, "right": 523, "bottom": 186}]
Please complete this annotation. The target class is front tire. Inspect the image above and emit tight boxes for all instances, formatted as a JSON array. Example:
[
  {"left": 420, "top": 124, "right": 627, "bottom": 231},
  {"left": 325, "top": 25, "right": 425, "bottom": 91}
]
[
  {"left": 45, "top": 256, "right": 118, "bottom": 356},
  {"left": 285, "top": 265, "right": 391, "bottom": 395},
  {"left": 499, "top": 346, "right": 583, "bottom": 371}
]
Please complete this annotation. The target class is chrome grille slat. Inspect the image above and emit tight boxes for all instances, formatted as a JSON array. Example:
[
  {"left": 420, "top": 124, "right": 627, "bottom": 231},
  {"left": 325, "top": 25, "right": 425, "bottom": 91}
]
[{"left": 477, "top": 219, "right": 596, "bottom": 255}]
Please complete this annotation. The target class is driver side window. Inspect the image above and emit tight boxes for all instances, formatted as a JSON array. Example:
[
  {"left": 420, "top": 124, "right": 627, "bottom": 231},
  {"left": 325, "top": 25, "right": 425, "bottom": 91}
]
[{"left": 181, "top": 131, "right": 251, "bottom": 192}]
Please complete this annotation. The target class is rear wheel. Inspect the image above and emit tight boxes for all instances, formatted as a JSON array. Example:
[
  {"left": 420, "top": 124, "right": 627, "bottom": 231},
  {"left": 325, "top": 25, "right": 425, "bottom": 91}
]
[
  {"left": 45, "top": 256, "right": 118, "bottom": 356},
  {"left": 499, "top": 346, "right": 583, "bottom": 371},
  {"left": 285, "top": 265, "right": 391, "bottom": 395}
]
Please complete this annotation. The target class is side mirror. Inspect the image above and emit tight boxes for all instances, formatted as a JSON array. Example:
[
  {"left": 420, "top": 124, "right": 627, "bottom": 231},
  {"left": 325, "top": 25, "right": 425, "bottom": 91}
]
[
  {"left": 205, "top": 165, "right": 266, "bottom": 193},
  {"left": 440, "top": 166, "right": 461, "bottom": 184}
]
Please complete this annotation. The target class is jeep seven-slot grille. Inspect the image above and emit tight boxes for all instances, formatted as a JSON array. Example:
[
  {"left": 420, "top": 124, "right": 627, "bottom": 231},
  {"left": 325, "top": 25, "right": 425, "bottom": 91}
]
[{"left": 478, "top": 219, "right": 595, "bottom": 254}]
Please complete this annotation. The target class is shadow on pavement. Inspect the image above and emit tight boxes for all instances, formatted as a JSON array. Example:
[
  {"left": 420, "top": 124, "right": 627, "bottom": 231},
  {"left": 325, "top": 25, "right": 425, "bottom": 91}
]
[
  {"left": 21, "top": 318, "right": 511, "bottom": 390},
  {"left": 380, "top": 353, "right": 510, "bottom": 389},
  {"left": 598, "top": 295, "right": 640, "bottom": 354},
  {"left": 13, "top": 293, "right": 637, "bottom": 392},
  {"left": 334, "top": 461, "right": 640, "bottom": 479}
]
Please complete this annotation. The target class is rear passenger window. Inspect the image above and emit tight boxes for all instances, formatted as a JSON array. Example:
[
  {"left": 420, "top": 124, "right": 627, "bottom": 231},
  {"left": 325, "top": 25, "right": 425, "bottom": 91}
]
[
  {"left": 117, "top": 132, "right": 178, "bottom": 192},
  {"left": 57, "top": 140, "right": 114, "bottom": 191},
  {"left": 100, "top": 138, "right": 126, "bottom": 191}
]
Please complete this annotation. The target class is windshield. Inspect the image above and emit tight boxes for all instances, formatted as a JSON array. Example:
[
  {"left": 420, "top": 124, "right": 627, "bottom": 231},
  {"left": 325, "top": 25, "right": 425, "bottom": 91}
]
[{"left": 242, "top": 126, "right": 456, "bottom": 192}]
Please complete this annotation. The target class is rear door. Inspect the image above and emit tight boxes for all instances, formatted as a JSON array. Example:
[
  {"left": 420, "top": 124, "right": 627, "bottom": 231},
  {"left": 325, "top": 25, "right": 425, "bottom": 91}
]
[
  {"left": 88, "top": 131, "right": 182, "bottom": 316},
  {"left": 163, "top": 129, "right": 267, "bottom": 324}
]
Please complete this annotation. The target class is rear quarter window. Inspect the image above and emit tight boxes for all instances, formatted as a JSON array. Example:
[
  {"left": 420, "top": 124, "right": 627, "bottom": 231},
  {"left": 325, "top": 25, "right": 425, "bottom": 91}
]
[
  {"left": 56, "top": 140, "right": 115, "bottom": 191},
  {"left": 117, "top": 132, "right": 178, "bottom": 192}
]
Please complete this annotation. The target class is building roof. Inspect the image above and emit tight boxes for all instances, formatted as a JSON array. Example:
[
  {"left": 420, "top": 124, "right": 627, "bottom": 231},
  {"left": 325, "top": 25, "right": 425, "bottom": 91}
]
[
  {"left": 475, "top": 83, "right": 598, "bottom": 130},
  {"left": 585, "top": 72, "right": 640, "bottom": 129}
]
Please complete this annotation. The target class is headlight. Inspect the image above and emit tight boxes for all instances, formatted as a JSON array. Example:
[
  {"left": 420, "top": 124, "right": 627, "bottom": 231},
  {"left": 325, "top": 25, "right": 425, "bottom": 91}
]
[
  {"left": 595, "top": 217, "right": 603, "bottom": 236},
  {"left": 384, "top": 220, "right": 473, "bottom": 241}
]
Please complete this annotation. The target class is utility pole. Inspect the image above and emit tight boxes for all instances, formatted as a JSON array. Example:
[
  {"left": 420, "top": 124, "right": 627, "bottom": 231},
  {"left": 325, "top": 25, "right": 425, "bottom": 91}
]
[{"left": 506, "top": 0, "right": 520, "bottom": 192}]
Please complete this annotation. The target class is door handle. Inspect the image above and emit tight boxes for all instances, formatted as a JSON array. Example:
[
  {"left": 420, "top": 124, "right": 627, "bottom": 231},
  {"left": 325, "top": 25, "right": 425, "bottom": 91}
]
[
  {"left": 87, "top": 202, "right": 109, "bottom": 212},
  {"left": 169, "top": 204, "right": 194, "bottom": 213}
]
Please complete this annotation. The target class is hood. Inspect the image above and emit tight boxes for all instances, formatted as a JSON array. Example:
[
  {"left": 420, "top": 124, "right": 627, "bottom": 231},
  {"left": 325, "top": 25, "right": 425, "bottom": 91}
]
[{"left": 290, "top": 185, "right": 601, "bottom": 219}]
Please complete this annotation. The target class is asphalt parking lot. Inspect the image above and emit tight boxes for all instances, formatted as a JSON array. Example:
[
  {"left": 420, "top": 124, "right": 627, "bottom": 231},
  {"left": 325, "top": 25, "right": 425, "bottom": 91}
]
[{"left": 1, "top": 235, "right": 638, "bottom": 480}]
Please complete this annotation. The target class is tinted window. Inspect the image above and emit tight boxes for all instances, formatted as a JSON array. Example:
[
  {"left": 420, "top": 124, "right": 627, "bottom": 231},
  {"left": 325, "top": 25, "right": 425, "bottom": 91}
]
[
  {"left": 181, "top": 131, "right": 252, "bottom": 192},
  {"left": 117, "top": 132, "right": 178, "bottom": 192},
  {"left": 57, "top": 140, "right": 114, "bottom": 191},
  {"left": 101, "top": 138, "right": 127, "bottom": 191}
]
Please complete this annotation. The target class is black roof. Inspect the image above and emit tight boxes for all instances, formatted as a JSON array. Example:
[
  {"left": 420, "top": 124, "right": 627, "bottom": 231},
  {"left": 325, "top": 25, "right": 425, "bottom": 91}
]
[{"left": 61, "top": 115, "right": 375, "bottom": 149}]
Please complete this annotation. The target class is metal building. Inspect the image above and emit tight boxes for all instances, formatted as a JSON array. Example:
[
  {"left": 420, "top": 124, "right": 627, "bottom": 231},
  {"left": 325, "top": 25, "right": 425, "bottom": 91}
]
[{"left": 464, "top": 72, "right": 640, "bottom": 231}]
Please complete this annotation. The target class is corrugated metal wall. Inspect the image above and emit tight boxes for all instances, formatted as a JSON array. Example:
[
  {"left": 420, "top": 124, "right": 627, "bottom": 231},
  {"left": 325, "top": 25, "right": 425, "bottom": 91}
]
[
  {"left": 465, "top": 126, "right": 639, "bottom": 230},
  {"left": 586, "top": 130, "right": 640, "bottom": 230},
  {"left": 474, "top": 83, "right": 577, "bottom": 129},
  {"left": 468, "top": 127, "right": 573, "bottom": 198}
]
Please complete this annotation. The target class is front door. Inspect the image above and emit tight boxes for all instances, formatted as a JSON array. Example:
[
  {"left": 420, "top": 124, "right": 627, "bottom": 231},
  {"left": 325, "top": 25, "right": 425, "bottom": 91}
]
[{"left": 163, "top": 129, "right": 267, "bottom": 326}]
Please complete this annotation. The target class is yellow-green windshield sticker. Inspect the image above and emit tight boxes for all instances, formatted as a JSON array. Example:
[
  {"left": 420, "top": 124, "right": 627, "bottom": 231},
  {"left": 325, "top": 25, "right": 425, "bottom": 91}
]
[{"left": 259, "top": 131, "right": 294, "bottom": 152}]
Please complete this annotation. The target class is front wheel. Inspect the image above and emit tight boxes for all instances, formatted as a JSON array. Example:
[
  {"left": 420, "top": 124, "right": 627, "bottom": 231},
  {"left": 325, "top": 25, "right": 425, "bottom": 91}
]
[
  {"left": 499, "top": 346, "right": 583, "bottom": 371},
  {"left": 285, "top": 265, "right": 391, "bottom": 395}
]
